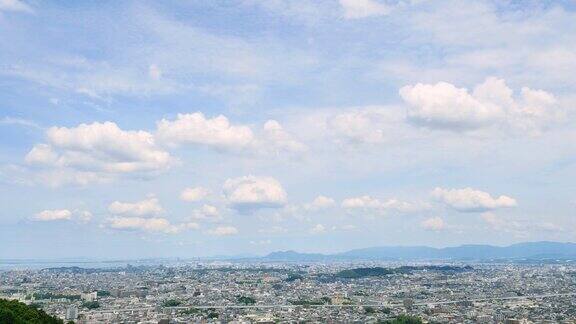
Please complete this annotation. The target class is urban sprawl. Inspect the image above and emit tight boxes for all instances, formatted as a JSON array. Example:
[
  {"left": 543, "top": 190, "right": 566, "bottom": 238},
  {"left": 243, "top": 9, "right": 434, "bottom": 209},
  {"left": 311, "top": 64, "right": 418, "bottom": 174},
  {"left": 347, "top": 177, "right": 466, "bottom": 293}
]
[{"left": 1, "top": 261, "right": 575, "bottom": 323}]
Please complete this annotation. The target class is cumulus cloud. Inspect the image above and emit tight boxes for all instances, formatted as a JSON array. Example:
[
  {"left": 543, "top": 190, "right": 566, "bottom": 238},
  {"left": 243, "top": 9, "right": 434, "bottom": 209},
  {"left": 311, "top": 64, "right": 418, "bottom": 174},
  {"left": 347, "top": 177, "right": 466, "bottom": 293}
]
[
  {"left": 108, "top": 197, "right": 164, "bottom": 217},
  {"left": 421, "top": 217, "right": 445, "bottom": 231},
  {"left": 207, "top": 225, "right": 238, "bottom": 236},
  {"left": 342, "top": 195, "right": 424, "bottom": 213},
  {"left": 32, "top": 209, "right": 72, "bottom": 221},
  {"left": 156, "top": 113, "right": 304, "bottom": 154},
  {"left": 258, "top": 120, "right": 307, "bottom": 154},
  {"left": 32, "top": 209, "right": 92, "bottom": 222},
  {"left": 76, "top": 210, "right": 93, "bottom": 223},
  {"left": 223, "top": 175, "right": 287, "bottom": 211},
  {"left": 400, "top": 78, "right": 562, "bottom": 133},
  {"left": 25, "top": 122, "right": 173, "bottom": 185},
  {"left": 156, "top": 112, "right": 254, "bottom": 149},
  {"left": 180, "top": 187, "right": 210, "bottom": 202},
  {"left": 106, "top": 217, "right": 188, "bottom": 234},
  {"left": 432, "top": 187, "right": 517, "bottom": 212},
  {"left": 190, "top": 204, "right": 221, "bottom": 221},
  {"left": 339, "top": 0, "right": 389, "bottom": 19},
  {"left": 304, "top": 195, "right": 335, "bottom": 211}
]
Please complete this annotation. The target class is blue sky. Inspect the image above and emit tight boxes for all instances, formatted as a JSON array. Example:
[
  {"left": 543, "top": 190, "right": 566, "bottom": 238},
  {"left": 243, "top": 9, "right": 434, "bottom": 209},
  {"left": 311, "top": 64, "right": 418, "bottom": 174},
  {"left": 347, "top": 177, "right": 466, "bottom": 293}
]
[{"left": 1, "top": 0, "right": 576, "bottom": 259}]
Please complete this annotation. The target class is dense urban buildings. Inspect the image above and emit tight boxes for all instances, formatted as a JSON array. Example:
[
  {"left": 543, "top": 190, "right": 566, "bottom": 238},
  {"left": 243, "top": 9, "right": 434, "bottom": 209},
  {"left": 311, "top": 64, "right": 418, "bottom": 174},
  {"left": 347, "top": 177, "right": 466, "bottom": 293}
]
[{"left": 1, "top": 260, "right": 575, "bottom": 323}]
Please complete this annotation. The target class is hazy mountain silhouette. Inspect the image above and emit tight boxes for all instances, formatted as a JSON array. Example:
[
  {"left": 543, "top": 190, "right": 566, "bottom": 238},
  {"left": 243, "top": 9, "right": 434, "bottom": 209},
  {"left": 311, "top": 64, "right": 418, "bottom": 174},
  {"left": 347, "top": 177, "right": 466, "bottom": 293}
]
[{"left": 263, "top": 241, "right": 576, "bottom": 261}]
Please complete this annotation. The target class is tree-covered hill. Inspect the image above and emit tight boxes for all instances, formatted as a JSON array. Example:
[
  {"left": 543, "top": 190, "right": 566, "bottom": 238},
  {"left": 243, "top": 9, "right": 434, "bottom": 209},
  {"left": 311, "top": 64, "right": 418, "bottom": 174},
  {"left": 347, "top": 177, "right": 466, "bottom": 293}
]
[{"left": 0, "top": 299, "right": 63, "bottom": 324}]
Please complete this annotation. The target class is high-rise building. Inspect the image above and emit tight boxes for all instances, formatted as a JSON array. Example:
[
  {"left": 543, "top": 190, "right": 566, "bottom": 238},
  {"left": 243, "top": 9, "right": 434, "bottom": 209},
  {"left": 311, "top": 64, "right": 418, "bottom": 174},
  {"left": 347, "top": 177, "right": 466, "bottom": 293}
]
[{"left": 65, "top": 306, "right": 78, "bottom": 321}]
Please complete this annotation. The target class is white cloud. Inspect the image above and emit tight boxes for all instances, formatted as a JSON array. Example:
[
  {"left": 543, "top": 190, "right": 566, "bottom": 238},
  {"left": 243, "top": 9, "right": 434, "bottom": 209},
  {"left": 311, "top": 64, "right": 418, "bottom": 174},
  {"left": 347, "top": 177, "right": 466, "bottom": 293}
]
[
  {"left": 25, "top": 122, "right": 173, "bottom": 185},
  {"left": 108, "top": 197, "right": 164, "bottom": 217},
  {"left": 342, "top": 195, "right": 382, "bottom": 209},
  {"left": 400, "top": 80, "right": 505, "bottom": 130},
  {"left": 310, "top": 223, "right": 326, "bottom": 234},
  {"left": 156, "top": 113, "right": 304, "bottom": 154},
  {"left": 339, "top": 0, "right": 389, "bottom": 19},
  {"left": 223, "top": 175, "right": 287, "bottom": 211},
  {"left": 399, "top": 78, "right": 561, "bottom": 133},
  {"left": 0, "top": 0, "right": 32, "bottom": 13},
  {"left": 480, "top": 212, "right": 527, "bottom": 238},
  {"left": 421, "top": 217, "right": 445, "bottom": 231},
  {"left": 481, "top": 212, "right": 563, "bottom": 237},
  {"left": 156, "top": 112, "right": 254, "bottom": 149},
  {"left": 33, "top": 209, "right": 72, "bottom": 221},
  {"left": 259, "top": 120, "right": 307, "bottom": 154},
  {"left": 76, "top": 210, "right": 93, "bottom": 223},
  {"left": 432, "top": 187, "right": 517, "bottom": 212},
  {"left": 106, "top": 217, "right": 182, "bottom": 234},
  {"left": 305, "top": 195, "right": 335, "bottom": 210},
  {"left": 180, "top": 187, "right": 210, "bottom": 202},
  {"left": 31, "top": 209, "right": 92, "bottom": 222},
  {"left": 207, "top": 225, "right": 238, "bottom": 236},
  {"left": 342, "top": 195, "right": 423, "bottom": 213},
  {"left": 190, "top": 204, "right": 221, "bottom": 221}
]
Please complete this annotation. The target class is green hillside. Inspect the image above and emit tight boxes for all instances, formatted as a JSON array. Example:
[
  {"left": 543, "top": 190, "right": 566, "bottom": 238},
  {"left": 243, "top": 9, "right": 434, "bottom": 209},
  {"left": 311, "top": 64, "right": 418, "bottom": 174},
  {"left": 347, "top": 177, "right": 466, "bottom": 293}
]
[{"left": 0, "top": 299, "right": 63, "bottom": 324}]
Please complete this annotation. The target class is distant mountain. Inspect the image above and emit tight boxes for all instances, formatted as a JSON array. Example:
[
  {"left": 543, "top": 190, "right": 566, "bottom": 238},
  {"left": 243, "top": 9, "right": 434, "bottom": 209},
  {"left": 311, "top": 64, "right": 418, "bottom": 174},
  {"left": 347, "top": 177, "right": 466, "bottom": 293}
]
[
  {"left": 262, "top": 241, "right": 576, "bottom": 261},
  {"left": 264, "top": 250, "right": 330, "bottom": 261}
]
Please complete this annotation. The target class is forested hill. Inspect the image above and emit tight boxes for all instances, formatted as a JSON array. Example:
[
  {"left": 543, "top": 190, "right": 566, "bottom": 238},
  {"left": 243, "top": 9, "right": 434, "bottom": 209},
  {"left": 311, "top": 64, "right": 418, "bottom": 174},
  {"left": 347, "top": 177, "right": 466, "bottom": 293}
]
[{"left": 0, "top": 299, "right": 63, "bottom": 324}]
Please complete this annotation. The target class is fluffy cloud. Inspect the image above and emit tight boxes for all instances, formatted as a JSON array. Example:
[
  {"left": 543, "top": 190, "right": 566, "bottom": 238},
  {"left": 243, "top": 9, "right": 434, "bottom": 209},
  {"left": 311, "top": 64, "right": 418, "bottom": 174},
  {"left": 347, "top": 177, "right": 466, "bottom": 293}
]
[
  {"left": 25, "top": 122, "right": 172, "bottom": 185},
  {"left": 399, "top": 78, "right": 561, "bottom": 132},
  {"left": 304, "top": 195, "right": 335, "bottom": 211},
  {"left": 156, "top": 112, "right": 254, "bottom": 149},
  {"left": 339, "top": 0, "right": 389, "bottom": 19},
  {"left": 156, "top": 113, "right": 304, "bottom": 154},
  {"left": 421, "top": 217, "right": 445, "bottom": 231},
  {"left": 223, "top": 176, "right": 287, "bottom": 211},
  {"left": 32, "top": 209, "right": 72, "bottom": 221},
  {"left": 108, "top": 197, "right": 164, "bottom": 217},
  {"left": 342, "top": 196, "right": 423, "bottom": 213},
  {"left": 180, "top": 187, "right": 210, "bottom": 202},
  {"left": 207, "top": 225, "right": 238, "bottom": 236},
  {"left": 259, "top": 120, "right": 307, "bottom": 154},
  {"left": 190, "top": 204, "right": 221, "bottom": 221},
  {"left": 32, "top": 209, "right": 92, "bottom": 222},
  {"left": 106, "top": 217, "right": 184, "bottom": 234},
  {"left": 432, "top": 187, "right": 517, "bottom": 212}
]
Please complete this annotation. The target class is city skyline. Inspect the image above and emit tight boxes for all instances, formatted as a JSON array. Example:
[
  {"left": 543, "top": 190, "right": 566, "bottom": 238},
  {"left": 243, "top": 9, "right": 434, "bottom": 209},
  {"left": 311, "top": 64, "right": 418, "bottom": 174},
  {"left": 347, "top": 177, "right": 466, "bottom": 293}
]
[{"left": 2, "top": 0, "right": 576, "bottom": 259}]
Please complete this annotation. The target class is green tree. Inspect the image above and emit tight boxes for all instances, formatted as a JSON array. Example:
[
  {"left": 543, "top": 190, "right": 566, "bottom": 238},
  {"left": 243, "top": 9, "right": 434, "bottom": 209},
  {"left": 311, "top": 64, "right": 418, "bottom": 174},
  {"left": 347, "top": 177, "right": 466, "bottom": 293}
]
[
  {"left": 0, "top": 298, "right": 63, "bottom": 323},
  {"left": 82, "top": 301, "right": 100, "bottom": 309}
]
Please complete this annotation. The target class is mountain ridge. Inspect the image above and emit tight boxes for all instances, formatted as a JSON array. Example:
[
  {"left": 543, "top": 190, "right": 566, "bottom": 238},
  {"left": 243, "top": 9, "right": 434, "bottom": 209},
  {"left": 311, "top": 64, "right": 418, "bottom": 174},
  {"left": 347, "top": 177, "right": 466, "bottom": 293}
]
[{"left": 263, "top": 241, "right": 576, "bottom": 261}]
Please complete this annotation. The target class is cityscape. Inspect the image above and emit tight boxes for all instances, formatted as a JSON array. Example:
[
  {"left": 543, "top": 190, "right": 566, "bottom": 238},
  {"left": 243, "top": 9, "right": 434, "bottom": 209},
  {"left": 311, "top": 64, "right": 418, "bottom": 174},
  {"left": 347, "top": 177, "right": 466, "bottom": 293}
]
[{"left": 2, "top": 243, "right": 576, "bottom": 323}]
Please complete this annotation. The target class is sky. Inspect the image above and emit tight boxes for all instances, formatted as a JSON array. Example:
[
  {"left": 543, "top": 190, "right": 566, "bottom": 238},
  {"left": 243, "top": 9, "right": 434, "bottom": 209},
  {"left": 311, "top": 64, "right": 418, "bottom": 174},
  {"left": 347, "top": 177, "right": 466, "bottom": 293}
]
[{"left": 1, "top": 0, "right": 576, "bottom": 259}]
